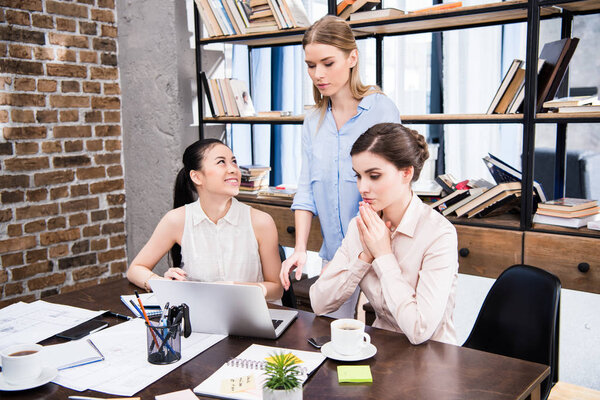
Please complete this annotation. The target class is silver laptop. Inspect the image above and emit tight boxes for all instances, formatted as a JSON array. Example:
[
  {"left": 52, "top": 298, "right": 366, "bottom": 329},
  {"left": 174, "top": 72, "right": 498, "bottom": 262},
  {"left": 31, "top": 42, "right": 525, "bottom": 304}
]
[{"left": 150, "top": 280, "right": 297, "bottom": 339}]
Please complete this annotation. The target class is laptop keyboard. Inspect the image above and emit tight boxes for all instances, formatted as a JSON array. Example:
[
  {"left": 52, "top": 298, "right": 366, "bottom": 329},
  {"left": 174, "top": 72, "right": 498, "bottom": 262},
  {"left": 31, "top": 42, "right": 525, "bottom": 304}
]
[{"left": 272, "top": 319, "right": 283, "bottom": 329}]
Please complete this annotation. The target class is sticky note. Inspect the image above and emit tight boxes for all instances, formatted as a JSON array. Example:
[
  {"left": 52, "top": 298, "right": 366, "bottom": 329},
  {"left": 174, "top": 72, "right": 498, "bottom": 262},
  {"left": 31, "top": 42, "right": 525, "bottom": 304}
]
[
  {"left": 220, "top": 374, "right": 255, "bottom": 394},
  {"left": 337, "top": 365, "right": 373, "bottom": 383}
]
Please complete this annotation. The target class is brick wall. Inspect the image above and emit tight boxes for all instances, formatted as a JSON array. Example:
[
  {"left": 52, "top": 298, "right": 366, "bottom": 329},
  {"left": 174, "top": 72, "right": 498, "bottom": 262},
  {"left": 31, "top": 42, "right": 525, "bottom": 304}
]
[{"left": 0, "top": 0, "right": 126, "bottom": 307}]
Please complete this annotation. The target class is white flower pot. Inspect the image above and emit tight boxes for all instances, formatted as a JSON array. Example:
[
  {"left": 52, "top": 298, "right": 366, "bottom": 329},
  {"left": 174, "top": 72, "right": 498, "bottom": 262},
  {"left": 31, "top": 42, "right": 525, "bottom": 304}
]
[{"left": 262, "top": 386, "right": 303, "bottom": 400}]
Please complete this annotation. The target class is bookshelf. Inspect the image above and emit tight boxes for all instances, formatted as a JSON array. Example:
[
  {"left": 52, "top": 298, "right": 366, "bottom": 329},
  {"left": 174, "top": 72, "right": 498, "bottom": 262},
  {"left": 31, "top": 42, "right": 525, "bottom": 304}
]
[{"left": 194, "top": 0, "right": 600, "bottom": 293}]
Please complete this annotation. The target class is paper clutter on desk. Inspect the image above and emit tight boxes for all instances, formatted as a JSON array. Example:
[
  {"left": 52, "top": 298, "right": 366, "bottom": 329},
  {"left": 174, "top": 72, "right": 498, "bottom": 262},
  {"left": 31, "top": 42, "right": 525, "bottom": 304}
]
[
  {"left": 155, "top": 388, "right": 198, "bottom": 400},
  {"left": 337, "top": 365, "right": 373, "bottom": 383}
]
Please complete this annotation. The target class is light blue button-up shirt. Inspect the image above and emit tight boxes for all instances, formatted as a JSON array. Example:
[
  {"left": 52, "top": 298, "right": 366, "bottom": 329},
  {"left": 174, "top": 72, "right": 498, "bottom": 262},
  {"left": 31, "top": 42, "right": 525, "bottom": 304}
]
[{"left": 292, "top": 92, "right": 401, "bottom": 261}]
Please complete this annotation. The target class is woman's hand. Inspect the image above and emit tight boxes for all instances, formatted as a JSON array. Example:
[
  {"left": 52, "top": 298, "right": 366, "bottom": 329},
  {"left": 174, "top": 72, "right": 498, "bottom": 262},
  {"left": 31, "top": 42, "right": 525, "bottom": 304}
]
[
  {"left": 279, "top": 250, "right": 307, "bottom": 290},
  {"left": 164, "top": 267, "right": 188, "bottom": 281},
  {"left": 356, "top": 202, "right": 393, "bottom": 260}
]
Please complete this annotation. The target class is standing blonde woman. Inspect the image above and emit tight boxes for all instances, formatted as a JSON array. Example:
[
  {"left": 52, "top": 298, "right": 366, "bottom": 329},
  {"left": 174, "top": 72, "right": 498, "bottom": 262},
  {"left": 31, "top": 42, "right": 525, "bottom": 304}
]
[{"left": 280, "top": 15, "right": 400, "bottom": 318}]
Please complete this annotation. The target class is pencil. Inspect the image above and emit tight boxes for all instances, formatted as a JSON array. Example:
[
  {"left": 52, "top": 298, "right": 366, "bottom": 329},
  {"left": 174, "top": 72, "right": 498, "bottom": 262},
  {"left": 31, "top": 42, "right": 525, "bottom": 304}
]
[{"left": 135, "top": 290, "right": 159, "bottom": 348}]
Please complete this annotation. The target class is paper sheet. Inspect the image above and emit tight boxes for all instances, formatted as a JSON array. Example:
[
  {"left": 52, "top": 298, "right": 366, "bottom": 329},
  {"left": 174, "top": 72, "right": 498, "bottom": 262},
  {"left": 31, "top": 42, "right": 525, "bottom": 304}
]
[
  {"left": 53, "top": 318, "right": 227, "bottom": 396},
  {"left": 0, "top": 301, "right": 104, "bottom": 350}
]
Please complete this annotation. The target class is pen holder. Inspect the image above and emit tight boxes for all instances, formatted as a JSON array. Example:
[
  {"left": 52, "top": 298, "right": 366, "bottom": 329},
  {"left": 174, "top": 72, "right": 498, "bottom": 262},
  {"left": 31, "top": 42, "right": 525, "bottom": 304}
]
[{"left": 146, "top": 320, "right": 182, "bottom": 365}]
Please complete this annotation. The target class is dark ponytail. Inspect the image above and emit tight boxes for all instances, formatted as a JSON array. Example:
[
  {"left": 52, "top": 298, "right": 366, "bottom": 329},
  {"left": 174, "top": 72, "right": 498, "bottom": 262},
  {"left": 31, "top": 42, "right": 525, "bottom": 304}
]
[
  {"left": 171, "top": 138, "right": 224, "bottom": 267},
  {"left": 350, "top": 123, "right": 429, "bottom": 182}
]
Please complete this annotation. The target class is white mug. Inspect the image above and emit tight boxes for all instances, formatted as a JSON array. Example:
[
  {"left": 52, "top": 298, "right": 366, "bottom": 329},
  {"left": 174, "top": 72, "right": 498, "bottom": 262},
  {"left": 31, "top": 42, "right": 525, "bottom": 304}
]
[
  {"left": 330, "top": 319, "right": 371, "bottom": 356},
  {"left": 0, "top": 343, "right": 44, "bottom": 385}
]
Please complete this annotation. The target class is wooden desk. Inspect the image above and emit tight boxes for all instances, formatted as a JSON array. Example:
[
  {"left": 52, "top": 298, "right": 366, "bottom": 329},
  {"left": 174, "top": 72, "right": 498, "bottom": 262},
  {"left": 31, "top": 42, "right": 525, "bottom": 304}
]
[{"left": 5, "top": 279, "right": 549, "bottom": 400}]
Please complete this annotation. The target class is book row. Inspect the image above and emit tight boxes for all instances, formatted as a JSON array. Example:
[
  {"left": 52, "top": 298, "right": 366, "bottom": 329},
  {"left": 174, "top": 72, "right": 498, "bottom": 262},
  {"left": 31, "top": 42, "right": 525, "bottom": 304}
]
[
  {"left": 487, "top": 37, "right": 579, "bottom": 114},
  {"left": 200, "top": 73, "right": 256, "bottom": 117},
  {"left": 194, "top": 0, "right": 310, "bottom": 37}
]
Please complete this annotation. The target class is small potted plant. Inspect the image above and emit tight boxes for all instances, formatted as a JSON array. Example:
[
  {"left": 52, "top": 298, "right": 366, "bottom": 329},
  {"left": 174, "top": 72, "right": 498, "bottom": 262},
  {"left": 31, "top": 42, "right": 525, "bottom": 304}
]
[{"left": 262, "top": 353, "right": 303, "bottom": 400}]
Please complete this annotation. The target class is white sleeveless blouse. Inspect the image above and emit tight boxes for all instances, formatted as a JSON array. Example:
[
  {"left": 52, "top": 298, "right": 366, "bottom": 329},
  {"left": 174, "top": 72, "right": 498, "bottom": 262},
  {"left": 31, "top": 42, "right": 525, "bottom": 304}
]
[{"left": 180, "top": 198, "right": 263, "bottom": 283}]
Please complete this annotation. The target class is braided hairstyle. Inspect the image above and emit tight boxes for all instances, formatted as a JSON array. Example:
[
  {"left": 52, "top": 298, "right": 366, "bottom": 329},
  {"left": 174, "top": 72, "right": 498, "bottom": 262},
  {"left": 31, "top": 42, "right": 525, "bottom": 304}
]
[
  {"left": 171, "top": 138, "right": 223, "bottom": 267},
  {"left": 350, "top": 123, "right": 429, "bottom": 182}
]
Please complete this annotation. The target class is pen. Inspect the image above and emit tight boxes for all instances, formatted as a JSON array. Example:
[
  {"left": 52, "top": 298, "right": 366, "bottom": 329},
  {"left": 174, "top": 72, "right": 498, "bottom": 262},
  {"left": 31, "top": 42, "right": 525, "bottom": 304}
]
[
  {"left": 135, "top": 290, "right": 159, "bottom": 348},
  {"left": 104, "top": 310, "right": 132, "bottom": 321},
  {"left": 68, "top": 397, "right": 140, "bottom": 400},
  {"left": 129, "top": 299, "right": 143, "bottom": 317}
]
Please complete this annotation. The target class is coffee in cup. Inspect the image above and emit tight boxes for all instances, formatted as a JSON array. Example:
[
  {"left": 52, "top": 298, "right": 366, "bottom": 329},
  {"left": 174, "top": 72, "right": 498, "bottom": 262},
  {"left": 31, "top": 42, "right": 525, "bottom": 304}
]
[
  {"left": 0, "top": 344, "right": 44, "bottom": 385},
  {"left": 330, "top": 318, "right": 370, "bottom": 356}
]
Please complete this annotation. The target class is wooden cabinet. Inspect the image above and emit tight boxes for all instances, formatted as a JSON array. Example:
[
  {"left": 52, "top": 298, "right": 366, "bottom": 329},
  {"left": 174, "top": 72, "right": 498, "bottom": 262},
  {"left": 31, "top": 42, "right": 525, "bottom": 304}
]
[
  {"left": 244, "top": 202, "right": 322, "bottom": 252},
  {"left": 524, "top": 232, "right": 600, "bottom": 294},
  {"left": 455, "top": 225, "right": 523, "bottom": 279}
]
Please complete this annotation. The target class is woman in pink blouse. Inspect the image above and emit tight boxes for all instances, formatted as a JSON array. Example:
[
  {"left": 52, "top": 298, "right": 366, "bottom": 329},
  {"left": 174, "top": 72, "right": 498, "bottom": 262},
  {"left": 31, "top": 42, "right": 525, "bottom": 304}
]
[{"left": 309, "top": 123, "right": 459, "bottom": 345}]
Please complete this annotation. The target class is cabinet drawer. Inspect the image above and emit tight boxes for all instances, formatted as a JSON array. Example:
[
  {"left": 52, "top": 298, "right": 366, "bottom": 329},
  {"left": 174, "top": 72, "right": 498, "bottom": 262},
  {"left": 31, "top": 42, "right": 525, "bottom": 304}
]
[
  {"left": 243, "top": 203, "right": 323, "bottom": 252},
  {"left": 524, "top": 232, "right": 600, "bottom": 294},
  {"left": 455, "top": 225, "right": 523, "bottom": 279}
]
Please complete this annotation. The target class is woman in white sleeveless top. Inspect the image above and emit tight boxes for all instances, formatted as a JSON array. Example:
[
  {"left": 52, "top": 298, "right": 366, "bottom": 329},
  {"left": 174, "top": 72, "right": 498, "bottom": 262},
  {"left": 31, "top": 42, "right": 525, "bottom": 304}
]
[{"left": 127, "top": 139, "right": 283, "bottom": 302}]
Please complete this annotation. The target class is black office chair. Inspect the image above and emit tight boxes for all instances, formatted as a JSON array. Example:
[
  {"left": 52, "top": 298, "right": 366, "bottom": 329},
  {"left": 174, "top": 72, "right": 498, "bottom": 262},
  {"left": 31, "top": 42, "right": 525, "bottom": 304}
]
[
  {"left": 279, "top": 245, "right": 297, "bottom": 309},
  {"left": 463, "top": 264, "right": 561, "bottom": 400}
]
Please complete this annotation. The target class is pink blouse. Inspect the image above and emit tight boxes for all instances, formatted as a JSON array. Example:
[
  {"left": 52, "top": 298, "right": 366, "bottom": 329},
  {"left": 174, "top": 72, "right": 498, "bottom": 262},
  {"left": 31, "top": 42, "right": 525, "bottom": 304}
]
[{"left": 310, "top": 193, "right": 459, "bottom": 345}]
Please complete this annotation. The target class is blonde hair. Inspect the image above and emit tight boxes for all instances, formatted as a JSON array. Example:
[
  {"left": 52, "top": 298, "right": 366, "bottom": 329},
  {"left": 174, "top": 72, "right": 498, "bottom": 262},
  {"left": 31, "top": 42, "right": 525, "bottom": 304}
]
[{"left": 302, "top": 15, "right": 382, "bottom": 127}]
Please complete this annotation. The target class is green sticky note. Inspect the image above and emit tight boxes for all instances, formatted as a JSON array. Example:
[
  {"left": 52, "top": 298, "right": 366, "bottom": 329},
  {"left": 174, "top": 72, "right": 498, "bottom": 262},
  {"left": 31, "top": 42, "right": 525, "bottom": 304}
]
[{"left": 337, "top": 365, "right": 373, "bottom": 383}]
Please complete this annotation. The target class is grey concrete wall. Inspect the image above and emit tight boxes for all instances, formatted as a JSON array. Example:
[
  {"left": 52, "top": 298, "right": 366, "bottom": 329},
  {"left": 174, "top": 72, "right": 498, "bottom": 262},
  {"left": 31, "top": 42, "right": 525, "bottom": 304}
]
[{"left": 117, "top": 0, "right": 198, "bottom": 274}]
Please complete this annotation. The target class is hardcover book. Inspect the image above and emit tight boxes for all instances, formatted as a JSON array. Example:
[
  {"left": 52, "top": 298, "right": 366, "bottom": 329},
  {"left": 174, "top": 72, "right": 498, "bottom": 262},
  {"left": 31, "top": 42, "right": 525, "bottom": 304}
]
[
  {"left": 536, "top": 206, "right": 599, "bottom": 218},
  {"left": 533, "top": 212, "right": 600, "bottom": 229},
  {"left": 483, "top": 153, "right": 546, "bottom": 203},
  {"left": 454, "top": 182, "right": 521, "bottom": 218},
  {"left": 486, "top": 59, "right": 523, "bottom": 114},
  {"left": 537, "top": 38, "right": 580, "bottom": 112},
  {"left": 537, "top": 198, "right": 597, "bottom": 212},
  {"left": 349, "top": 7, "right": 404, "bottom": 21}
]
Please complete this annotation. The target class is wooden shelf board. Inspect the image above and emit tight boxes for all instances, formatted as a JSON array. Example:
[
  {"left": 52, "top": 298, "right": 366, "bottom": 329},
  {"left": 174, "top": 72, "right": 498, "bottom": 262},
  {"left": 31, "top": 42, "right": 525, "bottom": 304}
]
[
  {"left": 236, "top": 192, "right": 293, "bottom": 207},
  {"left": 204, "top": 115, "right": 304, "bottom": 124},
  {"left": 554, "top": 0, "right": 600, "bottom": 13},
  {"left": 446, "top": 213, "right": 522, "bottom": 230},
  {"left": 536, "top": 112, "right": 600, "bottom": 122},
  {"left": 203, "top": 114, "right": 525, "bottom": 124},
  {"left": 349, "top": 1, "right": 560, "bottom": 36},
  {"left": 531, "top": 223, "right": 600, "bottom": 238}
]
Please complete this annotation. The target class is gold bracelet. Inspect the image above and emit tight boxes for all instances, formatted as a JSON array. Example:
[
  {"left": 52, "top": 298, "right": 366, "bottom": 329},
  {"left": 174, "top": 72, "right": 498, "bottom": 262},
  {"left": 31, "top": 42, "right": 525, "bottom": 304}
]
[{"left": 143, "top": 273, "right": 157, "bottom": 292}]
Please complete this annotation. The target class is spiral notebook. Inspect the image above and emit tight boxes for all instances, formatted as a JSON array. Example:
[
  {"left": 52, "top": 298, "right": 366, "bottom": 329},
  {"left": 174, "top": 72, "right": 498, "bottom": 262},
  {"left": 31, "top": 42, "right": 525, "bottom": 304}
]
[
  {"left": 193, "top": 344, "right": 326, "bottom": 399},
  {"left": 120, "top": 292, "right": 163, "bottom": 318}
]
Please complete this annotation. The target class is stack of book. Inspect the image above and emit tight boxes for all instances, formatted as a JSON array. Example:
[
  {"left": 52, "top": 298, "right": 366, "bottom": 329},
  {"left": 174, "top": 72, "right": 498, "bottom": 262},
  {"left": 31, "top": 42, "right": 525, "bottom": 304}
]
[
  {"left": 430, "top": 153, "right": 547, "bottom": 219},
  {"left": 239, "top": 165, "right": 271, "bottom": 193},
  {"left": 543, "top": 95, "right": 600, "bottom": 114},
  {"left": 337, "top": 0, "right": 380, "bottom": 20},
  {"left": 194, "top": 0, "right": 309, "bottom": 37},
  {"left": 486, "top": 37, "right": 579, "bottom": 114},
  {"left": 533, "top": 198, "right": 600, "bottom": 228},
  {"left": 200, "top": 73, "right": 256, "bottom": 117},
  {"left": 257, "top": 186, "right": 296, "bottom": 201}
]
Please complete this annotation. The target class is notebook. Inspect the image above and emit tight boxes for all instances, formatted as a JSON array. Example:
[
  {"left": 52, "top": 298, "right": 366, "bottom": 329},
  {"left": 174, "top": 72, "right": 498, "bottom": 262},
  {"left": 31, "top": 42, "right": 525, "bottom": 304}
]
[
  {"left": 44, "top": 338, "right": 105, "bottom": 370},
  {"left": 193, "top": 344, "right": 326, "bottom": 399},
  {"left": 120, "top": 292, "right": 163, "bottom": 318},
  {"left": 151, "top": 280, "right": 298, "bottom": 339}
]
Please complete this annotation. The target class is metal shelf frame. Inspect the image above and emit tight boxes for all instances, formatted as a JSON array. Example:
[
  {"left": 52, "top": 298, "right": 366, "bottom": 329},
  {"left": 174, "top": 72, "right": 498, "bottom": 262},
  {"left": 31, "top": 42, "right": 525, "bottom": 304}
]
[{"left": 193, "top": 0, "right": 600, "bottom": 233}]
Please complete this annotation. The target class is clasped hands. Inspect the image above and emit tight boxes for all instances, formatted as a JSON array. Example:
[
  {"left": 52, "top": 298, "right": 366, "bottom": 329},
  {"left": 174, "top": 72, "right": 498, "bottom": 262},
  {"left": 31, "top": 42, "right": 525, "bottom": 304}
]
[{"left": 357, "top": 201, "right": 393, "bottom": 264}]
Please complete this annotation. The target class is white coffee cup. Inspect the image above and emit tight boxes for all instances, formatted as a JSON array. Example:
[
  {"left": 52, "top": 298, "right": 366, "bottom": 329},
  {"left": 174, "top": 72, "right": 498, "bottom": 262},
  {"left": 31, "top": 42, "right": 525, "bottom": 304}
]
[
  {"left": 330, "top": 318, "right": 371, "bottom": 356},
  {"left": 0, "top": 344, "right": 44, "bottom": 385}
]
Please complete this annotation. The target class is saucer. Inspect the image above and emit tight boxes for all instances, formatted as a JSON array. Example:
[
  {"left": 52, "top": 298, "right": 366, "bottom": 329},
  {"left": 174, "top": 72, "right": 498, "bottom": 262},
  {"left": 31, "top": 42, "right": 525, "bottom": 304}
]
[
  {"left": 321, "top": 342, "right": 377, "bottom": 361},
  {"left": 0, "top": 367, "right": 58, "bottom": 391}
]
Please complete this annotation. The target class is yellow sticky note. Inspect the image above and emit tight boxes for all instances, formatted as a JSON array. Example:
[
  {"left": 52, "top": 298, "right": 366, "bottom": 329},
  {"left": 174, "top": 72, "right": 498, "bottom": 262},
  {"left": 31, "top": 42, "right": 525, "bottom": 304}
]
[
  {"left": 337, "top": 365, "right": 372, "bottom": 383},
  {"left": 220, "top": 374, "right": 255, "bottom": 394},
  {"left": 265, "top": 353, "right": 303, "bottom": 365}
]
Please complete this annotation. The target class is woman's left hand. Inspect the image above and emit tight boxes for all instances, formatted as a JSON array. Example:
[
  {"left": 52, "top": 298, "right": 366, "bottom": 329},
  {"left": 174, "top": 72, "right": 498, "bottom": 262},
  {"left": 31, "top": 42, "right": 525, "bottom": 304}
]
[{"left": 356, "top": 202, "right": 393, "bottom": 259}]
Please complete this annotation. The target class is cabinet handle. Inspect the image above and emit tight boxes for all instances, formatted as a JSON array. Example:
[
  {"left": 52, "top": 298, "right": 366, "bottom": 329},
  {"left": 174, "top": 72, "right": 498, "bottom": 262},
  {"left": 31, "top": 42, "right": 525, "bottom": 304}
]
[
  {"left": 459, "top": 248, "right": 470, "bottom": 257},
  {"left": 578, "top": 262, "right": 590, "bottom": 273},
  {"left": 286, "top": 226, "right": 295, "bottom": 234}
]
